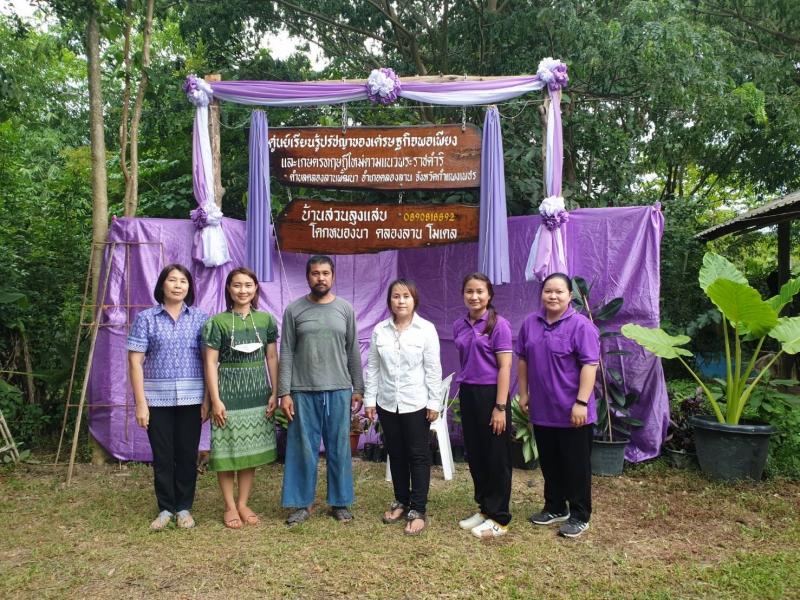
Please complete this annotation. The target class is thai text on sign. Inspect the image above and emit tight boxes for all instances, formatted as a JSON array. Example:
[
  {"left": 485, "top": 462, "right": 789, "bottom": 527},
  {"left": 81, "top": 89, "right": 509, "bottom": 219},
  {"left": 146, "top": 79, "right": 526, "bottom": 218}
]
[
  {"left": 275, "top": 199, "right": 479, "bottom": 254},
  {"left": 268, "top": 125, "right": 481, "bottom": 190}
]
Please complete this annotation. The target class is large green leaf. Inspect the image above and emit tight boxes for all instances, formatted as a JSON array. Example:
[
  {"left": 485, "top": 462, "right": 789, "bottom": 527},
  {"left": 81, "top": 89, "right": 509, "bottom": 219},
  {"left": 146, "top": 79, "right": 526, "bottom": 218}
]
[
  {"left": 769, "top": 317, "right": 800, "bottom": 355},
  {"left": 698, "top": 252, "right": 747, "bottom": 292},
  {"left": 706, "top": 279, "right": 777, "bottom": 337},
  {"left": 595, "top": 297, "right": 623, "bottom": 321},
  {"left": 620, "top": 324, "right": 692, "bottom": 359},
  {"left": 767, "top": 276, "right": 800, "bottom": 314}
]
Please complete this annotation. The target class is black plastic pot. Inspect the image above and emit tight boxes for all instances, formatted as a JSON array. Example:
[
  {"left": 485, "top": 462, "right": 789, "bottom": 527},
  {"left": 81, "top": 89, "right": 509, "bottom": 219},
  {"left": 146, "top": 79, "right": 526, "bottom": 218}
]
[
  {"left": 451, "top": 445, "right": 466, "bottom": 463},
  {"left": 511, "top": 442, "right": 538, "bottom": 470},
  {"left": 689, "top": 415, "right": 776, "bottom": 482},
  {"left": 591, "top": 439, "right": 627, "bottom": 476},
  {"left": 362, "top": 442, "right": 387, "bottom": 462},
  {"left": 662, "top": 447, "right": 697, "bottom": 469}
]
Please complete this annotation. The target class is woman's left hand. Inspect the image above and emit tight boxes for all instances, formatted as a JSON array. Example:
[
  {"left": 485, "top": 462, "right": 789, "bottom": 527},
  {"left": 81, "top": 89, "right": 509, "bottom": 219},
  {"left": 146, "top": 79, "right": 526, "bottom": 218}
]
[
  {"left": 490, "top": 408, "right": 506, "bottom": 435},
  {"left": 571, "top": 403, "right": 588, "bottom": 427},
  {"left": 426, "top": 409, "right": 439, "bottom": 422},
  {"left": 266, "top": 395, "right": 278, "bottom": 418}
]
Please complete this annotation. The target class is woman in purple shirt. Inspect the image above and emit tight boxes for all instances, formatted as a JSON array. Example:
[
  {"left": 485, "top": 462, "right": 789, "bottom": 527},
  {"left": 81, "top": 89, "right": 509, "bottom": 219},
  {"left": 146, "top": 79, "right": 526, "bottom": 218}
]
[
  {"left": 515, "top": 272, "right": 599, "bottom": 538},
  {"left": 453, "top": 273, "right": 513, "bottom": 539},
  {"left": 128, "top": 264, "right": 208, "bottom": 531}
]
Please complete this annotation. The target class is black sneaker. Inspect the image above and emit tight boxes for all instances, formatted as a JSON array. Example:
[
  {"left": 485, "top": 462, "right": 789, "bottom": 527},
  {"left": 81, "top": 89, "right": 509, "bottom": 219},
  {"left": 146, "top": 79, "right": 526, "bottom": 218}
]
[
  {"left": 330, "top": 506, "right": 354, "bottom": 522},
  {"left": 528, "top": 509, "right": 570, "bottom": 525},
  {"left": 558, "top": 517, "right": 589, "bottom": 538}
]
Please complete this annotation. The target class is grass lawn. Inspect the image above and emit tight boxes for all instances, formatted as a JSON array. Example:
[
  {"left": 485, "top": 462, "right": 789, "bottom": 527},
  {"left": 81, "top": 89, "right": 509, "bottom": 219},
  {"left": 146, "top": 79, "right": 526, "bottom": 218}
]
[{"left": 1, "top": 456, "right": 799, "bottom": 599}]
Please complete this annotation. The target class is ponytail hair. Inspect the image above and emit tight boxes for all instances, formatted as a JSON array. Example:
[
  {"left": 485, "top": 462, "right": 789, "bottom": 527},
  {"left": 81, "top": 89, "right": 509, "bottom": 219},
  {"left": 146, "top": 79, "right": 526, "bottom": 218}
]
[{"left": 461, "top": 272, "right": 498, "bottom": 336}]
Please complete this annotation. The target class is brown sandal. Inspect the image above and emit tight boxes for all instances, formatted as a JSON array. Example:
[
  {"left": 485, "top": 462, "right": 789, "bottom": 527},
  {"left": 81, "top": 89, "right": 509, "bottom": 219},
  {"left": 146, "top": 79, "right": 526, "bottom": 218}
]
[
  {"left": 238, "top": 507, "right": 260, "bottom": 526},
  {"left": 223, "top": 508, "right": 242, "bottom": 529}
]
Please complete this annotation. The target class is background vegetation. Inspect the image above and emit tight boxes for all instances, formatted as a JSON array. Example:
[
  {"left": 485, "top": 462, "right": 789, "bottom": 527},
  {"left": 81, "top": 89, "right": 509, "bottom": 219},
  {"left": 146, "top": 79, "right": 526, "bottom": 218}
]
[{"left": 0, "top": 1, "right": 798, "bottom": 471}]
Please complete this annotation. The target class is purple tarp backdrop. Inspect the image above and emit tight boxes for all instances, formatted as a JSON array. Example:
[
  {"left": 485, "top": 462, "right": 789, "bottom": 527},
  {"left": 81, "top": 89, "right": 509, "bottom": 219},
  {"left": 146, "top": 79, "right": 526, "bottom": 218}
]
[{"left": 88, "top": 206, "right": 667, "bottom": 463}]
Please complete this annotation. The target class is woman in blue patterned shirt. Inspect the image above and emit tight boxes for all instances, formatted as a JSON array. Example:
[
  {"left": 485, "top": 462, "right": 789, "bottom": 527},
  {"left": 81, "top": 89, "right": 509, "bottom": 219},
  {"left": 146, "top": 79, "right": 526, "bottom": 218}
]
[{"left": 128, "top": 264, "right": 208, "bottom": 531}]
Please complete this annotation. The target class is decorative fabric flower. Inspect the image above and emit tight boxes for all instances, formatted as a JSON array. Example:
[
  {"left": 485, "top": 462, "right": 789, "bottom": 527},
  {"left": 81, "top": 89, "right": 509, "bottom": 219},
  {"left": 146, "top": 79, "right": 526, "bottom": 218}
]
[
  {"left": 184, "top": 74, "right": 213, "bottom": 107},
  {"left": 539, "top": 196, "right": 569, "bottom": 231},
  {"left": 190, "top": 205, "right": 208, "bottom": 228},
  {"left": 536, "top": 58, "right": 569, "bottom": 91},
  {"left": 367, "top": 68, "right": 401, "bottom": 105}
]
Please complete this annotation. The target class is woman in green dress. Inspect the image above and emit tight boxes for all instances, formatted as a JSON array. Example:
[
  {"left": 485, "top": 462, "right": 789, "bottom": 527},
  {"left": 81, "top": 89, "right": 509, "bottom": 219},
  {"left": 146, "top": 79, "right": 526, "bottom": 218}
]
[{"left": 203, "top": 267, "right": 279, "bottom": 529}]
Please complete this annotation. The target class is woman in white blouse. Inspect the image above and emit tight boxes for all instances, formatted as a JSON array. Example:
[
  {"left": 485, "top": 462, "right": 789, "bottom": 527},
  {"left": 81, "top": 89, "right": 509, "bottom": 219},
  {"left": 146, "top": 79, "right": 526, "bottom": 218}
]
[{"left": 364, "top": 278, "right": 442, "bottom": 535}]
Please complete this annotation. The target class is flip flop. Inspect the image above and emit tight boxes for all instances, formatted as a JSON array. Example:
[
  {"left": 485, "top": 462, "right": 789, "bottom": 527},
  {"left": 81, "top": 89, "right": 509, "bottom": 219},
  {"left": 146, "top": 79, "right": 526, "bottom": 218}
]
[
  {"left": 223, "top": 509, "right": 242, "bottom": 529},
  {"left": 404, "top": 509, "right": 427, "bottom": 536},
  {"left": 238, "top": 508, "right": 260, "bottom": 526},
  {"left": 382, "top": 501, "right": 407, "bottom": 524},
  {"left": 176, "top": 510, "right": 196, "bottom": 529},
  {"left": 149, "top": 510, "right": 173, "bottom": 531}
]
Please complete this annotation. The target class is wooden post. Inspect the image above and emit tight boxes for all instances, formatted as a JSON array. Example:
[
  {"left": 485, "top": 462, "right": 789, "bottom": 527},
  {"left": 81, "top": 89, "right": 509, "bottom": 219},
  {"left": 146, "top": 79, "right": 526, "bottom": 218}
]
[
  {"left": 205, "top": 73, "right": 225, "bottom": 208},
  {"left": 777, "top": 221, "right": 791, "bottom": 292}
]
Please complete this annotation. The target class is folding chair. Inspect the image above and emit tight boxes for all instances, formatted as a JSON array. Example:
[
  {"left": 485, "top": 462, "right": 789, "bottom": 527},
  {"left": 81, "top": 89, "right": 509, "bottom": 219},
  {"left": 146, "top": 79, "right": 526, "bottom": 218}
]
[{"left": 385, "top": 372, "right": 455, "bottom": 482}]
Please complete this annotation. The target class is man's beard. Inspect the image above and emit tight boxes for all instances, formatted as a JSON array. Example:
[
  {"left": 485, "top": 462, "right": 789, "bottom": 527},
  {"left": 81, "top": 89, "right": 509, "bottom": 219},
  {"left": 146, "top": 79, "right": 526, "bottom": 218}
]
[{"left": 310, "top": 284, "right": 330, "bottom": 298}]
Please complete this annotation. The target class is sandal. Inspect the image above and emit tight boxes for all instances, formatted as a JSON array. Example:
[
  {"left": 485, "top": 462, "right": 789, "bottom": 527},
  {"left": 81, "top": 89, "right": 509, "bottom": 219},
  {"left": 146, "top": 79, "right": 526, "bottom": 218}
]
[
  {"left": 149, "top": 510, "right": 173, "bottom": 531},
  {"left": 404, "top": 509, "right": 427, "bottom": 536},
  {"left": 175, "top": 510, "right": 196, "bottom": 529},
  {"left": 223, "top": 508, "right": 242, "bottom": 529},
  {"left": 382, "top": 501, "right": 407, "bottom": 524},
  {"left": 238, "top": 507, "right": 260, "bottom": 526}
]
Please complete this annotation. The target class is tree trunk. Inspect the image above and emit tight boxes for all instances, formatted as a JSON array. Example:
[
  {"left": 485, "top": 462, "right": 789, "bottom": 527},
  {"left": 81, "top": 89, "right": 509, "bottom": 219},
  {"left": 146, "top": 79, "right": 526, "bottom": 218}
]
[
  {"left": 124, "top": 0, "right": 155, "bottom": 217},
  {"left": 86, "top": 9, "right": 108, "bottom": 305},
  {"left": 86, "top": 8, "right": 111, "bottom": 465}
]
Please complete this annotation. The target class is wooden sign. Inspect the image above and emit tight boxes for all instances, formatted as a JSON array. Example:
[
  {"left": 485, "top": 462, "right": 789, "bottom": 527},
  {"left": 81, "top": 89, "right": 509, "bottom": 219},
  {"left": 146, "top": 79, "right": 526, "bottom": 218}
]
[
  {"left": 269, "top": 125, "right": 481, "bottom": 190},
  {"left": 275, "top": 199, "right": 479, "bottom": 254}
]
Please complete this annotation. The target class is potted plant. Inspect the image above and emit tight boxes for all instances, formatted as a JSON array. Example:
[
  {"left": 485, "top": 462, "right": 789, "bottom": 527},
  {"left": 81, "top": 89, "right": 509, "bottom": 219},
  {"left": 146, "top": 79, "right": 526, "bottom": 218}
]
[
  {"left": 272, "top": 409, "right": 288, "bottom": 464},
  {"left": 350, "top": 412, "right": 368, "bottom": 455},
  {"left": 572, "top": 277, "right": 641, "bottom": 476},
  {"left": 622, "top": 252, "right": 800, "bottom": 481},
  {"left": 511, "top": 395, "right": 538, "bottom": 469},
  {"left": 663, "top": 389, "right": 702, "bottom": 469},
  {"left": 362, "top": 417, "right": 386, "bottom": 462},
  {"left": 448, "top": 401, "right": 466, "bottom": 463}
]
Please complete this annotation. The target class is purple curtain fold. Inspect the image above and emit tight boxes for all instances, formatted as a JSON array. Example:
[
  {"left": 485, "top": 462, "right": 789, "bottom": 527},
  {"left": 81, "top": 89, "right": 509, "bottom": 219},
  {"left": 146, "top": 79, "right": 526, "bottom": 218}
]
[
  {"left": 247, "top": 111, "right": 274, "bottom": 281},
  {"left": 477, "top": 107, "right": 510, "bottom": 285}
]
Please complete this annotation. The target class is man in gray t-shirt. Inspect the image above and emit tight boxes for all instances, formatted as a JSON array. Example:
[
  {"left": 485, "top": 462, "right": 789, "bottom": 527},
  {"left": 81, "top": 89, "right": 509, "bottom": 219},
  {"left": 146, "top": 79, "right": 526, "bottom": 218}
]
[{"left": 279, "top": 255, "right": 364, "bottom": 525}]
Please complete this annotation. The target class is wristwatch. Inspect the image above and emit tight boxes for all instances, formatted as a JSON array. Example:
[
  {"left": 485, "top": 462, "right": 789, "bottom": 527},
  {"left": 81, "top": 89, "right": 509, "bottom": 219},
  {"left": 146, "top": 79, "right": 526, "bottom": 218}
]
[
  {"left": 494, "top": 403, "right": 507, "bottom": 411},
  {"left": 575, "top": 399, "right": 588, "bottom": 407}
]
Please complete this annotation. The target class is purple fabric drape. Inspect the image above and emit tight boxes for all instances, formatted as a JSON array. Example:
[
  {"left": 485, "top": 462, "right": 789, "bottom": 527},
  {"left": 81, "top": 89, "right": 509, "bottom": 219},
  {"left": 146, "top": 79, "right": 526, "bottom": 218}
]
[
  {"left": 88, "top": 207, "right": 667, "bottom": 463},
  {"left": 209, "top": 76, "right": 546, "bottom": 107},
  {"left": 478, "top": 107, "right": 510, "bottom": 284},
  {"left": 246, "top": 111, "right": 274, "bottom": 282},
  {"left": 546, "top": 89, "right": 563, "bottom": 197},
  {"left": 191, "top": 117, "right": 209, "bottom": 264}
]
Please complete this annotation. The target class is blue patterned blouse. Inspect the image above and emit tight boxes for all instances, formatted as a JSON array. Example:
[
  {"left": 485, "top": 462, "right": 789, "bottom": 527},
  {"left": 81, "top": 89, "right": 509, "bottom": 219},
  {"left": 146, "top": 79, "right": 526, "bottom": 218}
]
[{"left": 127, "top": 304, "right": 208, "bottom": 407}]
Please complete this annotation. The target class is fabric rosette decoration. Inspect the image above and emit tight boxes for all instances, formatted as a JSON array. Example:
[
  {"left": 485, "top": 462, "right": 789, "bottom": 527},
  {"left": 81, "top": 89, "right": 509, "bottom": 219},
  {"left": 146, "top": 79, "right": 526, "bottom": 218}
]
[
  {"left": 536, "top": 58, "right": 569, "bottom": 92},
  {"left": 524, "top": 196, "right": 569, "bottom": 282},
  {"left": 366, "top": 68, "right": 401, "bottom": 105},
  {"left": 184, "top": 74, "right": 213, "bottom": 107}
]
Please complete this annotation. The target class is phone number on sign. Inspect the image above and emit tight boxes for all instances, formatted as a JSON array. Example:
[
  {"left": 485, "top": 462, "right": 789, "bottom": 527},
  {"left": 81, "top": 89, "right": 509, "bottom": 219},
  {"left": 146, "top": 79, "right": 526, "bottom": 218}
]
[{"left": 403, "top": 212, "right": 456, "bottom": 223}]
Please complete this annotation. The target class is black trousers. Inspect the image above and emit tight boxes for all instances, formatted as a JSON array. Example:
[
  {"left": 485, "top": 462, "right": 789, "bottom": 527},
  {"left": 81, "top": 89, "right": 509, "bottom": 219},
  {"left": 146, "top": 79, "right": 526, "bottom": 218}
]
[
  {"left": 147, "top": 404, "right": 202, "bottom": 514},
  {"left": 460, "top": 383, "right": 512, "bottom": 526},
  {"left": 533, "top": 424, "right": 593, "bottom": 523},
  {"left": 377, "top": 405, "right": 431, "bottom": 514}
]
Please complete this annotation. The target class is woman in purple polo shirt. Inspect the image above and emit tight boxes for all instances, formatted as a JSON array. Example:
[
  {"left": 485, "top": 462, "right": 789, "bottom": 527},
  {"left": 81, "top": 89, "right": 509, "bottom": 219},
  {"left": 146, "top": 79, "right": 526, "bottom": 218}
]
[
  {"left": 515, "top": 272, "right": 599, "bottom": 538},
  {"left": 453, "top": 272, "right": 513, "bottom": 539},
  {"left": 128, "top": 264, "right": 208, "bottom": 531}
]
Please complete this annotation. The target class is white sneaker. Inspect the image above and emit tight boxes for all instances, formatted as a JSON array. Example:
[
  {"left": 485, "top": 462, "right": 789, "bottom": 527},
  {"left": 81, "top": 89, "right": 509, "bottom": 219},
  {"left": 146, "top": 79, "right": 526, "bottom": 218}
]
[
  {"left": 459, "top": 512, "right": 486, "bottom": 530},
  {"left": 471, "top": 518, "right": 508, "bottom": 539}
]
